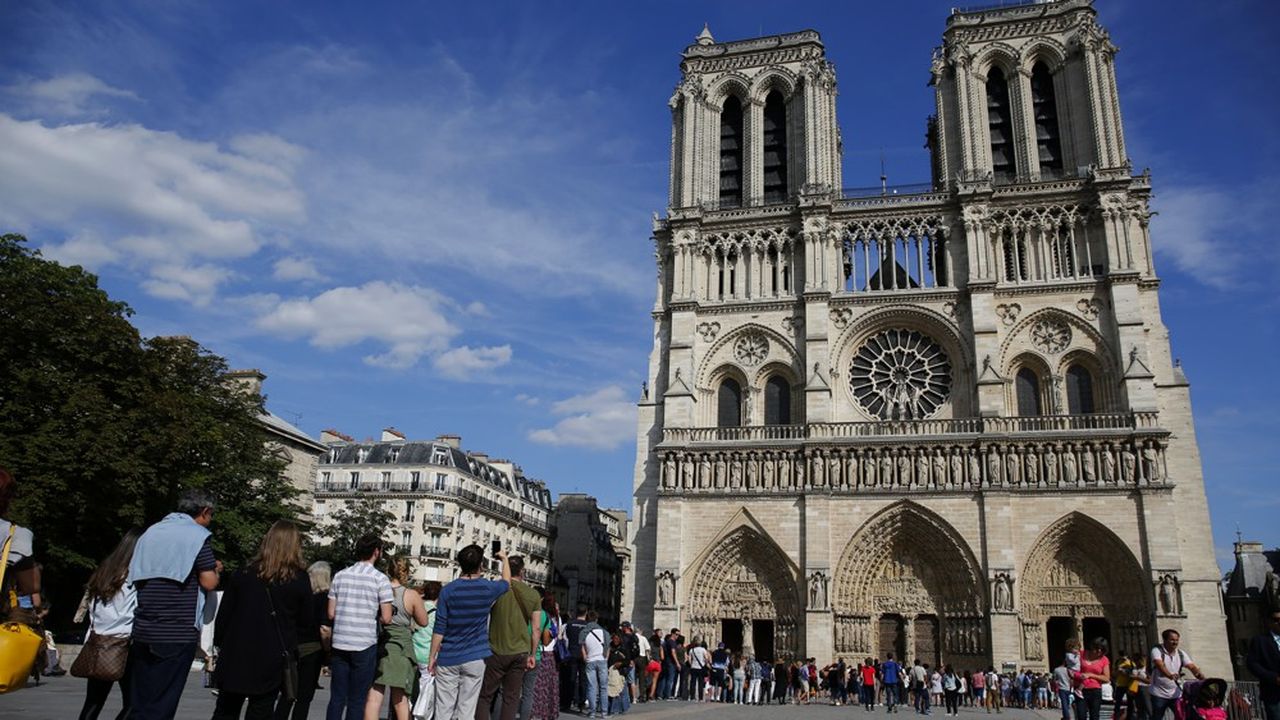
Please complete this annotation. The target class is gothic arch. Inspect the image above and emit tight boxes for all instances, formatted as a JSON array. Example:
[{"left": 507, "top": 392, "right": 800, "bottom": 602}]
[
  {"left": 1057, "top": 349, "right": 1110, "bottom": 413},
  {"left": 974, "top": 42, "right": 1020, "bottom": 80},
  {"left": 1019, "top": 38, "right": 1069, "bottom": 74},
  {"left": 831, "top": 305, "right": 973, "bottom": 420},
  {"left": 1019, "top": 512, "right": 1151, "bottom": 660},
  {"left": 750, "top": 66, "right": 799, "bottom": 102},
  {"left": 684, "top": 509, "right": 802, "bottom": 656},
  {"left": 999, "top": 307, "right": 1115, "bottom": 379},
  {"left": 832, "top": 501, "right": 987, "bottom": 662},
  {"left": 696, "top": 322, "right": 801, "bottom": 390},
  {"left": 708, "top": 72, "right": 752, "bottom": 107},
  {"left": 1007, "top": 351, "right": 1053, "bottom": 416}
]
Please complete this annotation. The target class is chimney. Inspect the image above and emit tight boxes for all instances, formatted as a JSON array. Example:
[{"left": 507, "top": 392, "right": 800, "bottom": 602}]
[
  {"left": 226, "top": 368, "right": 266, "bottom": 396},
  {"left": 382, "top": 427, "right": 406, "bottom": 442},
  {"left": 470, "top": 452, "right": 490, "bottom": 464},
  {"left": 436, "top": 434, "right": 462, "bottom": 449},
  {"left": 321, "top": 428, "right": 354, "bottom": 443}
]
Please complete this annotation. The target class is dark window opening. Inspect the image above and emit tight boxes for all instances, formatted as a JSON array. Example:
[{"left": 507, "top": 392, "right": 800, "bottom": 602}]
[
  {"left": 1065, "top": 364, "right": 1096, "bottom": 414},
  {"left": 762, "top": 90, "right": 788, "bottom": 204},
  {"left": 986, "top": 67, "right": 1015, "bottom": 180},
  {"left": 1030, "top": 62, "right": 1063, "bottom": 174},
  {"left": 764, "top": 376, "right": 792, "bottom": 425},
  {"left": 1016, "top": 367, "right": 1042, "bottom": 416},
  {"left": 719, "top": 96, "right": 744, "bottom": 207},
  {"left": 717, "top": 378, "right": 742, "bottom": 427}
]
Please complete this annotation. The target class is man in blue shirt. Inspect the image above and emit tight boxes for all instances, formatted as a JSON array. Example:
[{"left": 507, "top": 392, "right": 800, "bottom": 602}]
[
  {"left": 429, "top": 544, "right": 511, "bottom": 720},
  {"left": 882, "top": 652, "right": 903, "bottom": 713}
]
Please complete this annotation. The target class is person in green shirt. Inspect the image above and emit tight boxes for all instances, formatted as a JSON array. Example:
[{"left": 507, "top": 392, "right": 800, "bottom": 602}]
[{"left": 476, "top": 555, "right": 544, "bottom": 720}]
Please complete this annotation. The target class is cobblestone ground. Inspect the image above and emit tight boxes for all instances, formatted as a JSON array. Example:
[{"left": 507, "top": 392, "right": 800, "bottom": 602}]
[{"left": 0, "top": 673, "right": 1065, "bottom": 720}]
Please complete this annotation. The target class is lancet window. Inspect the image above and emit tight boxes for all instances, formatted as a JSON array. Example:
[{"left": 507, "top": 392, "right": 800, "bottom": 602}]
[
  {"left": 986, "top": 67, "right": 1015, "bottom": 181},
  {"left": 840, "top": 218, "right": 949, "bottom": 293},
  {"left": 764, "top": 376, "right": 792, "bottom": 426},
  {"left": 991, "top": 207, "right": 1099, "bottom": 284},
  {"left": 1016, "top": 368, "right": 1043, "bottom": 417},
  {"left": 719, "top": 96, "right": 744, "bottom": 208},
  {"left": 1030, "top": 62, "right": 1063, "bottom": 175},
  {"left": 1065, "top": 364, "right": 1095, "bottom": 415},
  {"left": 718, "top": 378, "right": 743, "bottom": 428},
  {"left": 762, "top": 90, "right": 788, "bottom": 204}
]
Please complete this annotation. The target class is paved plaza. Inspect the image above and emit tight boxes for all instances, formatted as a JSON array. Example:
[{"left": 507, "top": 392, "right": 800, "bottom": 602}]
[{"left": 0, "top": 672, "right": 1065, "bottom": 720}]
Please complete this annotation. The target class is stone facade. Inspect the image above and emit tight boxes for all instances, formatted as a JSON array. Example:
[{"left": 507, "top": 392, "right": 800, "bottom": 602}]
[
  {"left": 628, "top": 2, "right": 1229, "bottom": 673},
  {"left": 553, "top": 494, "right": 624, "bottom": 628},
  {"left": 314, "top": 431, "right": 553, "bottom": 584},
  {"left": 1223, "top": 540, "right": 1280, "bottom": 679},
  {"left": 227, "top": 369, "right": 327, "bottom": 514}
]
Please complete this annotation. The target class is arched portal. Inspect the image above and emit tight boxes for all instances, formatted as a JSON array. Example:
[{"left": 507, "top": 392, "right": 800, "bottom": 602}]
[
  {"left": 686, "top": 524, "right": 801, "bottom": 662},
  {"left": 833, "top": 502, "right": 987, "bottom": 667},
  {"left": 1019, "top": 512, "right": 1151, "bottom": 666}
]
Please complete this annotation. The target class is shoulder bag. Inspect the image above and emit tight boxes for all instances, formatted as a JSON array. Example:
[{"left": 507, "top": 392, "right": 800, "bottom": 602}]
[
  {"left": 69, "top": 593, "right": 130, "bottom": 682},
  {"left": 0, "top": 525, "right": 43, "bottom": 693},
  {"left": 265, "top": 581, "right": 299, "bottom": 701}
]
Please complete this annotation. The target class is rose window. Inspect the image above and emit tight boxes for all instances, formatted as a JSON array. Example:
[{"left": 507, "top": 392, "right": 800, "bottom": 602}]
[
  {"left": 733, "top": 333, "right": 769, "bottom": 367},
  {"left": 849, "top": 329, "right": 951, "bottom": 420},
  {"left": 1030, "top": 318, "right": 1072, "bottom": 354}
]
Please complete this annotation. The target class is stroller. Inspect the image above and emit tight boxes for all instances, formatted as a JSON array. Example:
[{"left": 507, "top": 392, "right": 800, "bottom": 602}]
[{"left": 1179, "top": 679, "right": 1251, "bottom": 720}]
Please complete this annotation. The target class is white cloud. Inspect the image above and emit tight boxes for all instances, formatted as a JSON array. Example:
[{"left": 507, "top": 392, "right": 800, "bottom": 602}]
[
  {"left": 529, "top": 385, "right": 637, "bottom": 451},
  {"left": 1151, "top": 181, "right": 1275, "bottom": 290},
  {"left": 0, "top": 114, "right": 305, "bottom": 303},
  {"left": 272, "top": 256, "right": 325, "bottom": 282},
  {"left": 464, "top": 301, "right": 491, "bottom": 317},
  {"left": 515, "top": 393, "right": 540, "bottom": 406},
  {"left": 256, "top": 281, "right": 459, "bottom": 369},
  {"left": 4, "top": 72, "right": 139, "bottom": 116},
  {"left": 433, "top": 345, "right": 513, "bottom": 380}
]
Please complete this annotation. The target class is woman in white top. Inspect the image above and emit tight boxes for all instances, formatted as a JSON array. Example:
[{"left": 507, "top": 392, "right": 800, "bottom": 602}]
[{"left": 77, "top": 528, "right": 142, "bottom": 720}]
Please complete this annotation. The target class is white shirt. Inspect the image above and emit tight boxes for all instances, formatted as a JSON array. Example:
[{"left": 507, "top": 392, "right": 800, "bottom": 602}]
[
  {"left": 1150, "top": 645, "right": 1193, "bottom": 699},
  {"left": 583, "top": 626, "right": 607, "bottom": 662},
  {"left": 89, "top": 584, "right": 137, "bottom": 637},
  {"left": 690, "top": 645, "right": 710, "bottom": 669},
  {"left": 637, "top": 633, "right": 651, "bottom": 658}
]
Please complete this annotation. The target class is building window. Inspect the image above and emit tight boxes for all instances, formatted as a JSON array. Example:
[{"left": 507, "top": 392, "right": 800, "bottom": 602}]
[
  {"left": 410, "top": 471, "right": 421, "bottom": 490},
  {"left": 404, "top": 500, "right": 415, "bottom": 522},
  {"left": 764, "top": 375, "right": 792, "bottom": 425},
  {"left": 719, "top": 95, "right": 744, "bottom": 207},
  {"left": 387, "top": 447, "right": 400, "bottom": 463},
  {"left": 1030, "top": 61, "right": 1063, "bottom": 174},
  {"left": 380, "top": 471, "right": 392, "bottom": 489},
  {"left": 986, "top": 67, "right": 1015, "bottom": 180},
  {"left": 357, "top": 447, "right": 369, "bottom": 463},
  {"left": 762, "top": 90, "right": 788, "bottom": 203},
  {"left": 1015, "top": 368, "right": 1043, "bottom": 416},
  {"left": 320, "top": 471, "right": 331, "bottom": 486},
  {"left": 348, "top": 471, "right": 360, "bottom": 489},
  {"left": 435, "top": 473, "right": 447, "bottom": 491},
  {"left": 400, "top": 530, "right": 412, "bottom": 555},
  {"left": 717, "top": 378, "right": 742, "bottom": 427},
  {"left": 1065, "top": 364, "right": 1096, "bottom": 414},
  {"left": 431, "top": 447, "right": 449, "bottom": 465}
]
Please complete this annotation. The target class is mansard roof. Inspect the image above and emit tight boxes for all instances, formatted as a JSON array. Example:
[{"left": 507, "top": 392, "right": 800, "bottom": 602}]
[{"left": 1226, "top": 543, "right": 1280, "bottom": 600}]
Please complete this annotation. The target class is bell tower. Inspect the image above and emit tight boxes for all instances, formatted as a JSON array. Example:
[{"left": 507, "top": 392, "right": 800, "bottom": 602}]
[
  {"left": 668, "top": 26, "right": 841, "bottom": 209},
  {"left": 929, "top": 0, "right": 1128, "bottom": 186}
]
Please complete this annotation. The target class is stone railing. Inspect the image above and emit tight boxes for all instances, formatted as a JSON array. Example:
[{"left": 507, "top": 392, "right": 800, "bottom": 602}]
[
  {"left": 662, "top": 413, "right": 1156, "bottom": 445},
  {"left": 422, "top": 514, "right": 455, "bottom": 529}
]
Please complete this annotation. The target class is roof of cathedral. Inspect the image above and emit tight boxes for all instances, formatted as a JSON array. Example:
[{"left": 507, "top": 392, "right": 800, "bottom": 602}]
[{"left": 682, "top": 29, "right": 822, "bottom": 59}]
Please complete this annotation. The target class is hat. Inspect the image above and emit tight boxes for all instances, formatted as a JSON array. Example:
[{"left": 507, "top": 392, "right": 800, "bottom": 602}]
[
  {"left": 718, "top": 642, "right": 726, "bottom": 649},
  {"left": 620, "top": 621, "right": 632, "bottom": 628}
]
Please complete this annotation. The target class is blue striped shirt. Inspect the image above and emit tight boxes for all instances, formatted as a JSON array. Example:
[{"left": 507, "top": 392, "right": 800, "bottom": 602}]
[
  {"left": 330, "top": 561, "right": 393, "bottom": 651},
  {"left": 435, "top": 577, "right": 508, "bottom": 667}
]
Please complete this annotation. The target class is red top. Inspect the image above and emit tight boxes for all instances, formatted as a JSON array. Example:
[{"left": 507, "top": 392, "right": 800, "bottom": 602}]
[
  {"left": 1080, "top": 655, "right": 1110, "bottom": 690},
  {"left": 862, "top": 665, "right": 877, "bottom": 685}
]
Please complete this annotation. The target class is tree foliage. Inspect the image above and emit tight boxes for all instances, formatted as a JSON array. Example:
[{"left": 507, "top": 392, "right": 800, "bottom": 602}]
[
  {"left": 0, "top": 233, "right": 299, "bottom": 627},
  {"left": 306, "top": 498, "right": 396, "bottom": 573}
]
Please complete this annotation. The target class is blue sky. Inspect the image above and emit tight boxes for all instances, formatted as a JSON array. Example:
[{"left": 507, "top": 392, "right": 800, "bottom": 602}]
[{"left": 2, "top": 1, "right": 1276, "bottom": 573}]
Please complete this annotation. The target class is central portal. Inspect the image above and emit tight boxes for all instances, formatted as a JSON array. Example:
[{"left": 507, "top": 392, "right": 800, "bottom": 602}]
[
  {"left": 753, "top": 620, "right": 775, "bottom": 661},
  {"left": 721, "top": 619, "right": 744, "bottom": 653}
]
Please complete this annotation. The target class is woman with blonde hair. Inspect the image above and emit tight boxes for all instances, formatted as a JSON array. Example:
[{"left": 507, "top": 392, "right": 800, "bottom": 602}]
[
  {"left": 211, "top": 520, "right": 310, "bottom": 719},
  {"left": 365, "top": 555, "right": 428, "bottom": 720}
]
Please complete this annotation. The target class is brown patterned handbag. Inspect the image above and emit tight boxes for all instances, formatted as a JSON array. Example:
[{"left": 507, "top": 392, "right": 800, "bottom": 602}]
[{"left": 69, "top": 631, "right": 130, "bottom": 682}]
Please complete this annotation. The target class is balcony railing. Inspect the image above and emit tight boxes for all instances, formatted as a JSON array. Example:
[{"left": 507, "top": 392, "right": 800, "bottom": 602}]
[
  {"left": 525, "top": 569, "right": 548, "bottom": 585},
  {"left": 516, "top": 542, "right": 550, "bottom": 559},
  {"left": 841, "top": 183, "right": 939, "bottom": 199},
  {"left": 422, "top": 514, "right": 455, "bottom": 529},
  {"left": 418, "top": 545, "right": 452, "bottom": 560},
  {"left": 662, "top": 412, "right": 1158, "bottom": 445}
]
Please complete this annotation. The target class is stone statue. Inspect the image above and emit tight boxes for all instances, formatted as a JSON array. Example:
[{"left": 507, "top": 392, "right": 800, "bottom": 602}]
[
  {"left": 1121, "top": 447, "right": 1137, "bottom": 484},
  {"left": 681, "top": 456, "right": 694, "bottom": 488},
  {"left": 1063, "top": 450, "right": 1078, "bottom": 484},
  {"left": 1102, "top": 448, "right": 1116, "bottom": 483},
  {"left": 746, "top": 456, "right": 758, "bottom": 488},
  {"left": 744, "top": 392, "right": 754, "bottom": 425},
  {"left": 950, "top": 448, "right": 964, "bottom": 487},
  {"left": 809, "top": 573, "right": 827, "bottom": 610},
  {"left": 898, "top": 451, "right": 912, "bottom": 487},
  {"left": 780, "top": 457, "right": 792, "bottom": 487},
  {"left": 881, "top": 453, "right": 894, "bottom": 487},
  {"left": 663, "top": 455, "right": 675, "bottom": 488},
  {"left": 916, "top": 451, "right": 930, "bottom": 488},
  {"left": 1006, "top": 450, "right": 1021, "bottom": 485},
  {"left": 866, "top": 452, "right": 878, "bottom": 486},
  {"left": 1143, "top": 442, "right": 1162, "bottom": 482},
  {"left": 1026, "top": 450, "right": 1040, "bottom": 486},
  {"left": 812, "top": 453, "right": 826, "bottom": 487},
  {"left": 657, "top": 573, "right": 674, "bottom": 607},
  {"left": 933, "top": 449, "right": 947, "bottom": 487},
  {"left": 714, "top": 457, "right": 726, "bottom": 488},
  {"left": 1082, "top": 449, "right": 1096, "bottom": 483},
  {"left": 968, "top": 450, "right": 981, "bottom": 487},
  {"left": 993, "top": 574, "right": 1013, "bottom": 612},
  {"left": 699, "top": 455, "right": 712, "bottom": 489},
  {"left": 762, "top": 455, "right": 775, "bottom": 488},
  {"left": 1045, "top": 449, "right": 1059, "bottom": 485},
  {"left": 830, "top": 453, "right": 843, "bottom": 488},
  {"left": 987, "top": 450, "right": 1002, "bottom": 486},
  {"left": 729, "top": 457, "right": 742, "bottom": 488}
]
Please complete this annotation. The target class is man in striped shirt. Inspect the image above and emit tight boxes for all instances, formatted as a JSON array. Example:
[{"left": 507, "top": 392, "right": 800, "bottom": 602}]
[
  {"left": 428, "top": 543, "right": 512, "bottom": 720},
  {"left": 326, "top": 534, "right": 394, "bottom": 720}
]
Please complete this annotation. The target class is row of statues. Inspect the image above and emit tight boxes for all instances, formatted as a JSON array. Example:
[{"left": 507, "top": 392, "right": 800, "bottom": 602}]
[
  {"left": 833, "top": 615, "right": 986, "bottom": 656},
  {"left": 659, "top": 440, "right": 1167, "bottom": 492}
]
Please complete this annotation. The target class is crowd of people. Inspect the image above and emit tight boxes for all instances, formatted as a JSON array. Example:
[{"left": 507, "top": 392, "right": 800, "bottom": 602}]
[{"left": 4, "top": 468, "right": 1280, "bottom": 720}]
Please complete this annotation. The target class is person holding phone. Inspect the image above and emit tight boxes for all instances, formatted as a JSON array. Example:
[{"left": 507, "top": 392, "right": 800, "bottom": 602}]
[{"left": 429, "top": 544, "right": 512, "bottom": 720}]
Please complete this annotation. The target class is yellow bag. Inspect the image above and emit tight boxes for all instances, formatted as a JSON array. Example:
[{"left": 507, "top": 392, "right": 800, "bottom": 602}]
[{"left": 0, "top": 525, "right": 42, "bottom": 693}]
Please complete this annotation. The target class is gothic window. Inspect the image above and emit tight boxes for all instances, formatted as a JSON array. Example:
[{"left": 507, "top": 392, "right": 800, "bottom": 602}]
[
  {"left": 764, "top": 375, "right": 792, "bottom": 425},
  {"left": 1016, "top": 368, "right": 1043, "bottom": 416},
  {"left": 1003, "top": 236, "right": 1029, "bottom": 282},
  {"left": 849, "top": 329, "right": 951, "bottom": 420},
  {"left": 1065, "top": 364, "right": 1096, "bottom": 415},
  {"left": 1030, "top": 62, "right": 1063, "bottom": 174},
  {"left": 717, "top": 378, "right": 743, "bottom": 427},
  {"left": 719, "top": 96, "right": 744, "bottom": 207},
  {"left": 986, "top": 67, "right": 1015, "bottom": 181},
  {"left": 762, "top": 90, "right": 788, "bottom": 204}
]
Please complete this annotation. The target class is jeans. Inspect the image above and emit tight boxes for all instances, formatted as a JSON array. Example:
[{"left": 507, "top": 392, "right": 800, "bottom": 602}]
[
  {"left": 517, "top": 658, "right": 539, "bottom": 720},
  {"left": 79, "top": 675, "right": 132, "bottom": 720},
  {"left": 732, "top": 674, "right": 745, "bottom": 704},
  {"left": 1082, "top": 689, "right": 1103, "bottom": 720},
  {"left": 129, "top": 639, "right": 198, "bottom": 720},
  {"left": 562, "top": 658, "right": 586, "bottom": 709},
  {"left": 885, "top": 683, "right": 901, "bottom": 710},
  {"left": 690, "top": 668, "right": 707, "bottom": 701},
  {"left": 1150, "top": 695, "right": 1180, "bottom": 720},
  {"left": 585, "top": 659, "right": 609, "bottom": 716},
  {"left": 434, "top": 659, "right": 486, "bottom": 720},
  {"left": 749, "top": 678, "right": 762, "bottom": 704},
  {"left": 609, "top": 690, "right": 631, "bottom": 715},
  {"left": 1059, "top": 689, "right": 1077, "bottom": 720},
  {"left": 917, "top": 686, "right": 932, "bottom": 713},
  {"left": 657, "top": 662, "right": 676, "bottom": 699},
  {"left": 477, "top": 653, "right": 528, "bottom": 720},
  {"left": 326, "top": 646, "right": 378, "bottom": 720}
]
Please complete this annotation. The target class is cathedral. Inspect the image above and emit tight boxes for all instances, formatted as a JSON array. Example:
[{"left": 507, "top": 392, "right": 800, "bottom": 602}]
[{"left": 627, "top": 0, "right": 1229, "bottom": 673}]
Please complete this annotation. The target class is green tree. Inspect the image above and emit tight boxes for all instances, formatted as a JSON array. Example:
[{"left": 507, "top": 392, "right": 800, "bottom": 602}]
[
  {"left": 306, "top": 498, "right": 396, "bottom": 572},
  {"left": 0, "top": 233, "right": 300, "bottom": 627}
]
